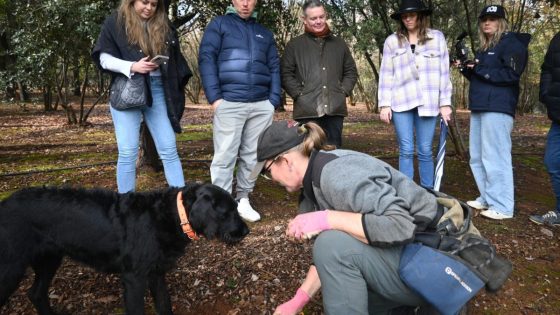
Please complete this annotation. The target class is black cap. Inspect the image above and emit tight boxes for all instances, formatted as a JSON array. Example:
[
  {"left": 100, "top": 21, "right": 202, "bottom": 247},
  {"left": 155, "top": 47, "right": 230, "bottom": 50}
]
[
  {"left": 479, "top": 5, "right": 506, "bottom": 19},
  {"left": 249, "top": 121, "right": 306, "bottom": 180},
  {"left": 390, "top": 0, "right": 432, "bottom": 20}
]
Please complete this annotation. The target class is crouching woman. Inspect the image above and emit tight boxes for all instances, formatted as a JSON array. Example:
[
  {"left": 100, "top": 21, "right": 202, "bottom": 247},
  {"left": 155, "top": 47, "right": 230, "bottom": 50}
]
[{"left": 250, "top": 121, "right": 439, "bottom": 314}]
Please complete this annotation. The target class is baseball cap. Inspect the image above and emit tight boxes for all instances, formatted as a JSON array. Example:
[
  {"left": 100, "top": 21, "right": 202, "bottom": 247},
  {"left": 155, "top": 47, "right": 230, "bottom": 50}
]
[
  {"left": 478, "top": 5, "right": 506, "bottom": 19},
  {"left": 249, "top": 120, "right": 307, "bottom": 181}
]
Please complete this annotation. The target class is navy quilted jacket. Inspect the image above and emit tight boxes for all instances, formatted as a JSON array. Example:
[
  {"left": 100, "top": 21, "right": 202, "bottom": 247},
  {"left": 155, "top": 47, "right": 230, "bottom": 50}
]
[{"left": 198, "top": 11, "right": 281, "bottom": 107}]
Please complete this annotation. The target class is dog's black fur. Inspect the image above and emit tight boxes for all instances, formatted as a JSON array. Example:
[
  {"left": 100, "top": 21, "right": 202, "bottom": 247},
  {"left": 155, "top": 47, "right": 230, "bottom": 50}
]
[{"left": 0, "top": 183, "right": 249, "bottom": 315}]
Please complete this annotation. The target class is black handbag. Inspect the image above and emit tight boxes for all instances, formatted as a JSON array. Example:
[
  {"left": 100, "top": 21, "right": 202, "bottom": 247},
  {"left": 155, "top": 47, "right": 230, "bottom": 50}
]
[{"left": 109, "top": 74, "right": 148, "bottom": 110}]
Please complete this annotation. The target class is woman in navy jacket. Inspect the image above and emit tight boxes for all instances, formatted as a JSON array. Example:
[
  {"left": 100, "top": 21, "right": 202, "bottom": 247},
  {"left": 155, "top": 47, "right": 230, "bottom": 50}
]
[{"left": 460, "top": 5, "right": 530, "bottom": 220}]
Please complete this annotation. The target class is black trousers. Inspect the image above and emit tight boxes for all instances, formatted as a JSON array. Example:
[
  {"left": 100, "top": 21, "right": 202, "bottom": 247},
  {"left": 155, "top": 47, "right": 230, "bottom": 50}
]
[{"left": 297, "top": 115, "right": 344, "bottom": 147}]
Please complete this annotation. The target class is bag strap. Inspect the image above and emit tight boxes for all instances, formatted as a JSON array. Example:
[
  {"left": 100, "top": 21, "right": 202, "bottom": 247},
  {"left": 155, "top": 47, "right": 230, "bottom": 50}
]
[
  {"left": 436, "top": 199, "right": 474, "bottom": 237},
  {"left": 302, "top": 151, "right": 339, "bottom": 209},
  {"left": 451, "top": 237, "right": 496, "bottom": 269}
]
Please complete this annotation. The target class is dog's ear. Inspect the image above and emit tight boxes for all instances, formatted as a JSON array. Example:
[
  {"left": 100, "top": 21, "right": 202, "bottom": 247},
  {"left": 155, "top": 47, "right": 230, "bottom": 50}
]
[
  {"left": 182, "top": 183, "right": 201, "bottom": 205},
  {"left": 187, "top": 185, "right": 220, "bottom": 239}
]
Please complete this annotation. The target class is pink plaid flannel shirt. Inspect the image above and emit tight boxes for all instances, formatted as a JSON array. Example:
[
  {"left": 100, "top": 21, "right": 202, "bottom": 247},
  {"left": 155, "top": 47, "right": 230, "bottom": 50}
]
[{"left": 378, "top": 29, "right": 452, "bottom": 116}]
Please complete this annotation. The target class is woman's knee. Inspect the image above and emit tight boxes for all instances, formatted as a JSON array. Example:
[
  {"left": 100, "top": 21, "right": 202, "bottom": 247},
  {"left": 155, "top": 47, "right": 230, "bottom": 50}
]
[
  {"left": 117, "top": 146, "right": 139, "bottom": 163},
  {"left": 416, "top": 143, "right": 433, "bottom": 161},
  {"left": 398, "top": 144, "right": 414, "bottom": 157},
  {"left": 156, "top": 144, "right": 180, "bottom": 162},
  {"left": 396, "top": 135, "right": 414, "bottom": 157},
  {"left": 313, "top": 230, "right": 357, "bottom": 267}
]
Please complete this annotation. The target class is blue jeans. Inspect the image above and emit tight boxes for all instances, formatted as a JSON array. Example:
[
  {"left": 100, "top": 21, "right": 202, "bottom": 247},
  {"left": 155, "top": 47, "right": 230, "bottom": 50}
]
[
  {"left": 545, "top": 121, "right": 560, "bottom": 212},
  {"left": 392, "top": 108, "right": 437, "bottom": 188},
  {"left": 469, "top": 112, "right": 514, "bottom": 215},
  {"left": 110, "top": 76, "right": 184, "bottom": 193}
]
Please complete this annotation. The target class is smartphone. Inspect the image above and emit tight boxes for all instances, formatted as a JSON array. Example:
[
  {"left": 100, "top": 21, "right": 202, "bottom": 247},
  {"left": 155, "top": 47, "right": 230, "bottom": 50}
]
[{"left": 150, "top": 55, "right": 169, "bottom": 66}]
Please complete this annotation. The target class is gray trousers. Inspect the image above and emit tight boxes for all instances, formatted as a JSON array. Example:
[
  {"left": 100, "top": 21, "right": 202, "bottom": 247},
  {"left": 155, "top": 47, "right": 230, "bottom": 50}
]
[
  {"left": 313, "top": 230, "right": 425, "bottom": 315},
  {"left": 210, "top": 99, "right": 274, "bottom": 198}
]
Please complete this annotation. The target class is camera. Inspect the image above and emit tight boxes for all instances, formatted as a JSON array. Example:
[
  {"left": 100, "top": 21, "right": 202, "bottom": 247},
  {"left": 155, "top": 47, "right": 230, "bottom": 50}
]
[{"left": 453, "top": 32, "right": 477, "bottom": 71}]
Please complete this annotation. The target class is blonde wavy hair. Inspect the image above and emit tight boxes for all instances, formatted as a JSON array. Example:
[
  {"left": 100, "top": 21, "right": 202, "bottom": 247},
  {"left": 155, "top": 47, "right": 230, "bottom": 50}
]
[
  {"left": 117, "top": 0, "right": 170, "bottom": 57},
  {"left": 478, "top": 18, "right": 508, "bottom": 51},
  {"left": 397, "top": 13, "right": 432, "bottom": 47}
]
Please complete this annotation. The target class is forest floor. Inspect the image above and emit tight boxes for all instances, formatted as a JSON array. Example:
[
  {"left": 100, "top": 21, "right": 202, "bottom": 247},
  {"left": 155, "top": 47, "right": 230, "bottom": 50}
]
[{"left": 0, "top": 101, "right": 558, "bottom": 315}]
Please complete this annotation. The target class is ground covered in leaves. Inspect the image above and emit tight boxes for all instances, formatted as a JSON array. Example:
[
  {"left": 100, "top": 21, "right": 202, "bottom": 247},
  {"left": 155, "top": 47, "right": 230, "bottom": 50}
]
[{"left": 0, "top": 101, "right": 558, "bottom": 314}]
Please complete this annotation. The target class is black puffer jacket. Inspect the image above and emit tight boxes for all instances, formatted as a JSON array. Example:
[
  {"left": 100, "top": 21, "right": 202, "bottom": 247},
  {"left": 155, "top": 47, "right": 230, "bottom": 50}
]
[
  {"left": 540, "top": 32, "right": 560, "bottom": 124},
  {"left": 92, "top": 12, "right": 192, "bottom": 133}
]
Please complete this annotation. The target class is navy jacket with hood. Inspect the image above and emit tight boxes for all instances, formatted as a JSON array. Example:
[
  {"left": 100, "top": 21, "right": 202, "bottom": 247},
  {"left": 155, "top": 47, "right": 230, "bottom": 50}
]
[
  {"left": 462, "top": 32, "right": 531, "bottom": 117},
  {"left": 198, "top": 8, "right": 281, "bottom": 107}
]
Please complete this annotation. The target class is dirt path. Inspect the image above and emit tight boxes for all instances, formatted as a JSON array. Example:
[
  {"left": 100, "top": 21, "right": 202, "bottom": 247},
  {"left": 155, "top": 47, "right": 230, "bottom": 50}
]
[{"left": 0, "top": 102, "right": 558, "bottom": 314}]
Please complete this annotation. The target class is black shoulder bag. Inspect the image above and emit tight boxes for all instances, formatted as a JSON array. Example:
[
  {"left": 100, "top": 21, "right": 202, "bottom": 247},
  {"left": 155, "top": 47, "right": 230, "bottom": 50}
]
[{"left": 110, "top": 74, "right": 148, "bottom": 110}]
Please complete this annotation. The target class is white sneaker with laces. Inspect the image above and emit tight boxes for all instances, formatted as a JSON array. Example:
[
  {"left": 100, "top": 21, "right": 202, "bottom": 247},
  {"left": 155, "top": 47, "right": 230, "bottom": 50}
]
[
  {"left": 237, "top": 198, "right": 261, "bottom": 222},
  {"left": 480, "top": 209, "right": 513, "bottom": 220},
  {"left": 466, "top": 200, "right": 489, "bottom": 210}
]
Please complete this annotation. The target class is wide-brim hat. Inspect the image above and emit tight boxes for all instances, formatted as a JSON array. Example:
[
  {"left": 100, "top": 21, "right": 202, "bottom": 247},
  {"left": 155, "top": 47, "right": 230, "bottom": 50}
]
[
  {"left": 478, "top": 5, "right": 506, "bottom": 20},
  {"left": 390, "top": 0, "right": 432, "bottom": 20},
  {"left": 249, "top": 121, "right": 307, "bottom": 181}
]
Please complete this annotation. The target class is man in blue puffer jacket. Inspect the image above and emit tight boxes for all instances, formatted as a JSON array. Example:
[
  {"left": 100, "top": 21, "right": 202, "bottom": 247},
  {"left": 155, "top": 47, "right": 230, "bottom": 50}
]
[{"left": 199, "top": 0, "right": 281, "bottom": 222}]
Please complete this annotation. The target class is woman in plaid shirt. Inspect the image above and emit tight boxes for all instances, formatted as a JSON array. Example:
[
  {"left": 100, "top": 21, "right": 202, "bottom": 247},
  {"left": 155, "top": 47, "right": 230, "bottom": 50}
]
[{"left": 378, "top": 0, "right": 452, "bottom": 189}]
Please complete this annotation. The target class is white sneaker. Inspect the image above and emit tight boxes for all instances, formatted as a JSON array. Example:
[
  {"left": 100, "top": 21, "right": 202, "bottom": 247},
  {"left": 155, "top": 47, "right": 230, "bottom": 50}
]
[
  {"left": 480, "top": 209, "right": 513, "bottom": 220},
  {"left": 237, "top": 198, "right": 261, "bottom": 222},
  {"left": 466, "top": 200, "right": 489, "bottom": 210}
]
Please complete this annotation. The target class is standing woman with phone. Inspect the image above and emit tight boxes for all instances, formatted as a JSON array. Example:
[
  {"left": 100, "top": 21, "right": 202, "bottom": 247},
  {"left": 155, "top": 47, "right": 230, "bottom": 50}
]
[
  {"left": 92, "top": 0, "right": 191, "bottom": 193},
  {"left": 378, "top": 0, "right": 452, "bottom": 189},
  {"left": 460, "top": 5, "right": 530, "bottom": 220}
]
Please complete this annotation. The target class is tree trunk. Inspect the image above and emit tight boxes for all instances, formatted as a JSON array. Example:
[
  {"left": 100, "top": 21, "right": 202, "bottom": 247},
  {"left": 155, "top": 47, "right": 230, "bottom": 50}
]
[
  {"left": 79, "top": 64, "right": 90, "bottom": 125},
  {"left": 72, "top": 63, "right": 81, "bottom": 96},
  {"left": 54, "top": 63, "right": 65, "bottom": 111},
  {"left": 83, "top": 88, "right": 108, "bottom": 123},
  {"left": 63, "top": 58, "right": 69, "bottom": 107},
  {"left": 16, "top": 81, "right": 25, "bottom": 102},
  {"left": 354, "top": 78, "right": 374, "bottom": 112},
  {"left": 448, "top": 112, "right": 468, "bottom": 160},
  {"left": 43, "top": 85, "right": 53, "bottom": 111},
  {"left": 5, "top": 83, "right": 16, "bottom": 100},
  {"left": 138, "top": 123, "right": 163, "bottom": 172}
]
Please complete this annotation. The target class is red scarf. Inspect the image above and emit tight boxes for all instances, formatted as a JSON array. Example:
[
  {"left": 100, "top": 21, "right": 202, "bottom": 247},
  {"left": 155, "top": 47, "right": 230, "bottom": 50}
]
[{"left": 305, "top": 23, "right": 331, "bottom": 38}]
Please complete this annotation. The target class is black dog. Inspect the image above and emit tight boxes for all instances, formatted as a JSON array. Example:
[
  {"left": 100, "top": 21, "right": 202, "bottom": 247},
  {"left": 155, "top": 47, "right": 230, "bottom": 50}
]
[{"left": 0, "top": 183, "right": 249, "bottom": 315}]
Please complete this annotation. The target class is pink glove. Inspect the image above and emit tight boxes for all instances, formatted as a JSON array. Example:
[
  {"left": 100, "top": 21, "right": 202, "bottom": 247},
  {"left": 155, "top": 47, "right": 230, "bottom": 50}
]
[
  {"left": 274, "top": 288, "right": 310, "bottom": 315},
  {"left": 287, "top": 210, "right": 331, "bottom": 240}
]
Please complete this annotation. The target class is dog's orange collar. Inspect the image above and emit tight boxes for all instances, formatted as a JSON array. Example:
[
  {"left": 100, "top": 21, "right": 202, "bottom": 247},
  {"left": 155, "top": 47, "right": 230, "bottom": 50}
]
[{"left": 176, "top": 191, "right": 199, "bottom": 240}]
